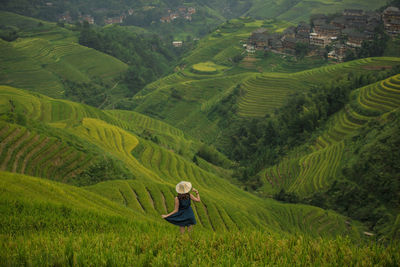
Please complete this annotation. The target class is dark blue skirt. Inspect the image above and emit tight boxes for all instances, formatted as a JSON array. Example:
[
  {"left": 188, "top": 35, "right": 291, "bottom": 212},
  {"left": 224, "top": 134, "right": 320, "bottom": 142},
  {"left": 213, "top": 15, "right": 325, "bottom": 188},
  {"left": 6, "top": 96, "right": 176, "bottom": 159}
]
[{"left": 165, "top": 199, "right": 196, "bottom": 226}]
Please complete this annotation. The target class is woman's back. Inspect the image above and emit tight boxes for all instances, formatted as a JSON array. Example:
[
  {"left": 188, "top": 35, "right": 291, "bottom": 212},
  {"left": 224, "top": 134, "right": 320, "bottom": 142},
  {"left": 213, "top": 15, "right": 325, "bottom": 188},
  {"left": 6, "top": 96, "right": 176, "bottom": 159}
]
[{"left": 179, "top": 198, "right": 191, "bottom": 210}]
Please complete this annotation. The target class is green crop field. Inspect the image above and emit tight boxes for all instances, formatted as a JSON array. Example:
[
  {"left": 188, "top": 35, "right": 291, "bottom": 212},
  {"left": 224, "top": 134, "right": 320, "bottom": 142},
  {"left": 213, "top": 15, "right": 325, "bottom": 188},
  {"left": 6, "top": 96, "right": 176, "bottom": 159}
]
[
  {"left": 245, "top": 0, "right": 387, "bottom": 22},
  {"left": 2, "top": 6, "right": 400, "bottom": 264},
  {"left": 133, "top": 55, "right": 400, "bottom": 145},
  {"left": 3, "top": 173, "right": 400, "bottom": 266},
  {"left": 0, "top": 12, "right": 127, "bottom": 100},
  {"left": 0, "top": 85, "right": 358, "bottom": 239},
  {"left": 1, "top": 83, "right": 387, "bottom": 264},
  {"left": 259, "top": 73, "right": 400, "bottom": 197}
]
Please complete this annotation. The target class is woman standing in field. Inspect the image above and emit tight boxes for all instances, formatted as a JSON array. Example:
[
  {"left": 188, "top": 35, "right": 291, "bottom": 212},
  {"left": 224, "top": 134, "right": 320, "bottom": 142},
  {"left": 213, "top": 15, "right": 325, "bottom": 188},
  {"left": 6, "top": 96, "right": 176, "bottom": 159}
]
[{"left": 161, "top": 181, "right": 200, "bottom": 234}]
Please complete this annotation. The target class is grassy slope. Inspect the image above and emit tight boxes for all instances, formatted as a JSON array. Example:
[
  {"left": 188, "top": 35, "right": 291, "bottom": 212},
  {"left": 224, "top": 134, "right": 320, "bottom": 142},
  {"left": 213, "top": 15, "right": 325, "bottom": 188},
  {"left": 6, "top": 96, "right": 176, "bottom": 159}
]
[
  {"left": 246, "top": 0, "right": 388, "bottom": 22},
  {"left": 0, "top": 85, "right": 359, "bottom": 239},
  {"left": 0, "top": 11, "right": 128, "bottom": 99},
  {"left": 259, "top": 73, "right": 400, "bottom": 198},
  {"left": 2, "top": 173, "right": 399, "bottom": 266},
  {"left": 133, "top": 37, "right": 400, "bottom": 141}
]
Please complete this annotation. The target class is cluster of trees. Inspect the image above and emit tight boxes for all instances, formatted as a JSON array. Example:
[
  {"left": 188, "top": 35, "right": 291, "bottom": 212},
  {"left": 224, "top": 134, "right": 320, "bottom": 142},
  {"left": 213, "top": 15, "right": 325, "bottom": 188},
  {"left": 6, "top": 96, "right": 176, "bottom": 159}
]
[
  {"left": 78, "top": 23, "right": 181, "bottom": 95},
  {"left": 72, "top": 156, "right": 135, "bottom": 186},
  {"left": 344, "top": 31, "right": 390, "bottom": 61},
  {"left": 63, "top": 80, "right": 106, "bottom": 107},
  {"left": 0, "top": 25, "right": 19, "bottom": 41}
]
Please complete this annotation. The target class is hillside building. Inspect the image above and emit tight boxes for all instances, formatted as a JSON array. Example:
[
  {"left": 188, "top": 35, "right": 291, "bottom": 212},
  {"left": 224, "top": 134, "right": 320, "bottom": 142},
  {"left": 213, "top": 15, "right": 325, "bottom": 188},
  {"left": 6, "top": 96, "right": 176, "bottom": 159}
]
[
  {"left": 104, "top": 16, "right": 124, "bottom": 25},
  {"left": 343, "top": 29, "right": 369, "bottom": 47},
  {"left": 247, "top": 28, "right": 269, "bottom": 50},
  {"left": 188, "top": 7, "right": 196, "bottom": 14},
  {"left": 282, "top": 36, "right": 297, "bottom": 51},
  {"left": 297, "top": 21, "right": 311, "bottom": 33},
  {"left": 283, "top": 26, "right": 296, "bottom": 38},
  {"left": 295, "top": 31, "right": 310, "bottom": 44},
  {"left": 343, "top": 9, "right": 364, "bottom": 17},
  {"left": 383, "top": 6, "right": 400, "bottom": 36},
  {"left": 160, "top": 16, "right": 171, "bottom": 23},
  {"left": 309, "top": 32, "right": 332, "bottom": 47},
  {"left": 59, "top": 12, "right": 72, "bottom": 23},
  {"left": 331, "top": 16, "right": 347, "bottom": 29},
  {"left": 172, "top": 41, "right": 183, "bottom": 47},
  {"left": 314, "top": 24, "right": 341, "bottom": 38},
  {"left": 80, "top": 14, "right": 94, "bottom": 25}
]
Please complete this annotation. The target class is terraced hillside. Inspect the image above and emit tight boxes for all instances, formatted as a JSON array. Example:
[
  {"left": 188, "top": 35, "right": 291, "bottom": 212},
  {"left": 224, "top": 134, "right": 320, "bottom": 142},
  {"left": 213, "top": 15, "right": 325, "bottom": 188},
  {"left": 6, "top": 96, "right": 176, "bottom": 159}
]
[
  {"left": 259, "top": 73, "right": 400, "bottom": 197},
  {"left": 0, "top": 37, "right": 127, "bottom": 99},
  {"left": 245, "top": 0, "right": 386, "bottom": 22},
  {"left": 0, "top": 85, "right": 361, "bottom": 239},
  {"left": 0, "top": 11, "right": 127, "bottom": 100},
  {"left": 4, "top": 171, "right": 399, "bottom": 266},
  {"left": 133, "top": 56, "right": 400, "bottom": 144}
]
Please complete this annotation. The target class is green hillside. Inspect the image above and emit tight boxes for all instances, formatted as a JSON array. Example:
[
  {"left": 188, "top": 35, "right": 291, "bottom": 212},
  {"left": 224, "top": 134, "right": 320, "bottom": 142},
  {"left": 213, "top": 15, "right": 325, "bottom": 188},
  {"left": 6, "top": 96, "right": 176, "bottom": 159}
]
[
  {"left": 245, "top": 0, "right": 388, "bottom": 22},
  {"left": 0, "top": 11, "right": 128, "bottom": 102},
  {"left": 132, "top": 50, "right": 400, "bottom": 143},
  {"left": 0, "top": 85, "right": 360, "bottom": 239},
  {"left": 3, "top": 171, "right": 400, "bottom": 266},
  {"left": 259, "top": 73, "right": 400, "bottom": 196},
  {"left": 1, "top": 2, "right": 400, "bottom": 264},
  {"left": 2, "top": 85, "right": 384, "bottom": 265}
]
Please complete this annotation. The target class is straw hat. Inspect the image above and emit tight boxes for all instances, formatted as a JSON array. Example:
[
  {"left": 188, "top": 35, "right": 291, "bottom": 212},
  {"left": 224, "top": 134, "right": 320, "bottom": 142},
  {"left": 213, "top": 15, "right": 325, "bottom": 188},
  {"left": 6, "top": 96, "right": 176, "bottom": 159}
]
[{"left": 176, "top": 181, "right": 192, "bottom": 194}]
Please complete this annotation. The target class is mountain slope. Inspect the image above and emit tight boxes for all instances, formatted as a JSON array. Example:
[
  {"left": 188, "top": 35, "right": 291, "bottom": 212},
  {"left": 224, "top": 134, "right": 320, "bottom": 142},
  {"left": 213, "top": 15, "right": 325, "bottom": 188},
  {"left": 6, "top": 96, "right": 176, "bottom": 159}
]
[
  {"left": 0, "top": 84, "right": 362, "bottom": 239},
  {"left": 3, "top": 172, "right": 399, "bottom": 266},
  {"left": 245, "top": 0, "right": 387, "bottom": 22}
]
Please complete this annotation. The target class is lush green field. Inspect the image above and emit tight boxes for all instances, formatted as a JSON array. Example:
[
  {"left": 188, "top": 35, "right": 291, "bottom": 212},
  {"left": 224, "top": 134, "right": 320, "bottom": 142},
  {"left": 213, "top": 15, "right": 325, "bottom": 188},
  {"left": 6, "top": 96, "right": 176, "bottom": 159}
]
[
  {"left": 0, "top": 34, "right": 127, "bottom": 100},
  {"left": 245, "top": 0, "right": 387, "bottom": 22},
  {"left": 0, "top": 11, "right": 130, "bottom": 107},
  {"left": 0, "top": 85, "right": 361, "bottom": 239},
  {"left": 2, "top": 171, "right": 400, "bottom": 266},
  {"left": 2, "top": 5, "right": 400, "bottom": 264},
  {"left": 133, "top": 53, "right": 400, "bottom": 143}
]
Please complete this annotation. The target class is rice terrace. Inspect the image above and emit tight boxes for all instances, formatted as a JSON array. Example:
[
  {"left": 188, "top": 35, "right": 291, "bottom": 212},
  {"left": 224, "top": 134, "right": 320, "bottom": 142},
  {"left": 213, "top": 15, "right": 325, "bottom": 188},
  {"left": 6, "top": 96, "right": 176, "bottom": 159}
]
[{"left": 1, "top": 0, "right": 400, "bottom": 266}]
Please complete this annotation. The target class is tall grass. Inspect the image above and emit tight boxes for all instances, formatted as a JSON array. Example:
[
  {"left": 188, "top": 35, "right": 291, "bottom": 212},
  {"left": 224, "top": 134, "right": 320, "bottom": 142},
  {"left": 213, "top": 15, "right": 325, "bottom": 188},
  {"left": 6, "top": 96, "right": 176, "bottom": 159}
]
[{"left": 1, "top": 230, "right": 399, "bottom": 266}]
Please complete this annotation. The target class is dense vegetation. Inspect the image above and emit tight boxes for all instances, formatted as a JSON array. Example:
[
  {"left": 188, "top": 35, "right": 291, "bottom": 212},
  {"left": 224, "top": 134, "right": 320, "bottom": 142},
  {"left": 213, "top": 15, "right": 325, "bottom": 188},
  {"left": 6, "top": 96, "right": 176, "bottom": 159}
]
[
  {"left": 305, "top": 110, "right": 400, "bottom": 237},
  {"left": 78, "top": 23, "right": 181, "bottom": 95},
  {"left": 214, "top": 66, "right": 400, "bottom": 174}
]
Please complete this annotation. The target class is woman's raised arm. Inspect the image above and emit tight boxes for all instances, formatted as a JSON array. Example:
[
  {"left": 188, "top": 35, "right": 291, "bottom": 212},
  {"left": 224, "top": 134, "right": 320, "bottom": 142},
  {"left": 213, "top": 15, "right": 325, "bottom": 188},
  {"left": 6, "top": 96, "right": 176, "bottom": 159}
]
[{"left": 190, "top": 188, "right": 200, "bottom": 202}]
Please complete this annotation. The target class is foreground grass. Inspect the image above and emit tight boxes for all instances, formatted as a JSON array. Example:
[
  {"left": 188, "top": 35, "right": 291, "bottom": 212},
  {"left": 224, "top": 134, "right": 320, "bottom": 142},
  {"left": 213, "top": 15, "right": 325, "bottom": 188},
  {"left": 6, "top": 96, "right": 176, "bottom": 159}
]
[{"left": 1, "top": 230, "right": 399, "bottom": 266}]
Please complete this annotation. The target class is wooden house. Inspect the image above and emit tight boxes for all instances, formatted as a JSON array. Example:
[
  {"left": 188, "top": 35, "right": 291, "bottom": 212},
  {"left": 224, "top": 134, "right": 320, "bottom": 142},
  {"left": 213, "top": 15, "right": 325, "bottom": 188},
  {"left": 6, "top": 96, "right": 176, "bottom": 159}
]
[{"left": 383, "top": 6, "right": 400, "bottom": 35}]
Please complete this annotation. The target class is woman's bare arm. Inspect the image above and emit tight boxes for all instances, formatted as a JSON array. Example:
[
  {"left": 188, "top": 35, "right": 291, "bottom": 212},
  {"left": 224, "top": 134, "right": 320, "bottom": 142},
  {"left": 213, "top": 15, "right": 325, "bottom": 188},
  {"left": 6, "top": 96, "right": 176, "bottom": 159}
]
[
  {"left": 190, "top": 188, "right": 200, "bottom": 202},
  {"left": 161, "top": 197, "right": 179, "bottom": 218}
]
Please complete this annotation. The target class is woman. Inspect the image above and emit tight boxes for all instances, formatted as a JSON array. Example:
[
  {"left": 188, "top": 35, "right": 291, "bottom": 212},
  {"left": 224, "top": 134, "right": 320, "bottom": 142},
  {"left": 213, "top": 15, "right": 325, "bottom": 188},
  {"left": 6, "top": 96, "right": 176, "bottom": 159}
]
[{"left": 161, "top": 181, "right": 200, "bottom": 234}]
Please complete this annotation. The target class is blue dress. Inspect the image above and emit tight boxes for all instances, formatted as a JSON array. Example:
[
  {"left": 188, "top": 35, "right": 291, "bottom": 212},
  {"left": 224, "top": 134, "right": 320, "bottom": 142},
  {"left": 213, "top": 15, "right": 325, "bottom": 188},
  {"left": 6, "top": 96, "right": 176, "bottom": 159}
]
[{"left": 165, "top": 197, "right": 196, "bottom": 226}]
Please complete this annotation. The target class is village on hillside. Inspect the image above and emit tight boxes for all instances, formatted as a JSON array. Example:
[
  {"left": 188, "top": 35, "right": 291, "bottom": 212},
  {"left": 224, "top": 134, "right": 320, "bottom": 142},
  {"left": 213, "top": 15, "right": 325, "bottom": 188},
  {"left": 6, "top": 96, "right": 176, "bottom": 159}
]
[
  {"left": 160, "top": 6, "right": 196, "bottom": 23},
  {"left": 245, "top": 7, "right": 400, "bottom": 61},
  {"left": 58, "top": 6, "right": 196, "bottom": 26}
]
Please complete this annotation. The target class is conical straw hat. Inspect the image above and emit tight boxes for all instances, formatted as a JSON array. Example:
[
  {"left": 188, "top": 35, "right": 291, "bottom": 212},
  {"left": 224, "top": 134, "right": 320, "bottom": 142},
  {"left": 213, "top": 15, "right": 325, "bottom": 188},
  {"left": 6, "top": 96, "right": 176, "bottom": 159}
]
[{"left": 176, "top": 181, "right": 192, "bottom": 194}]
